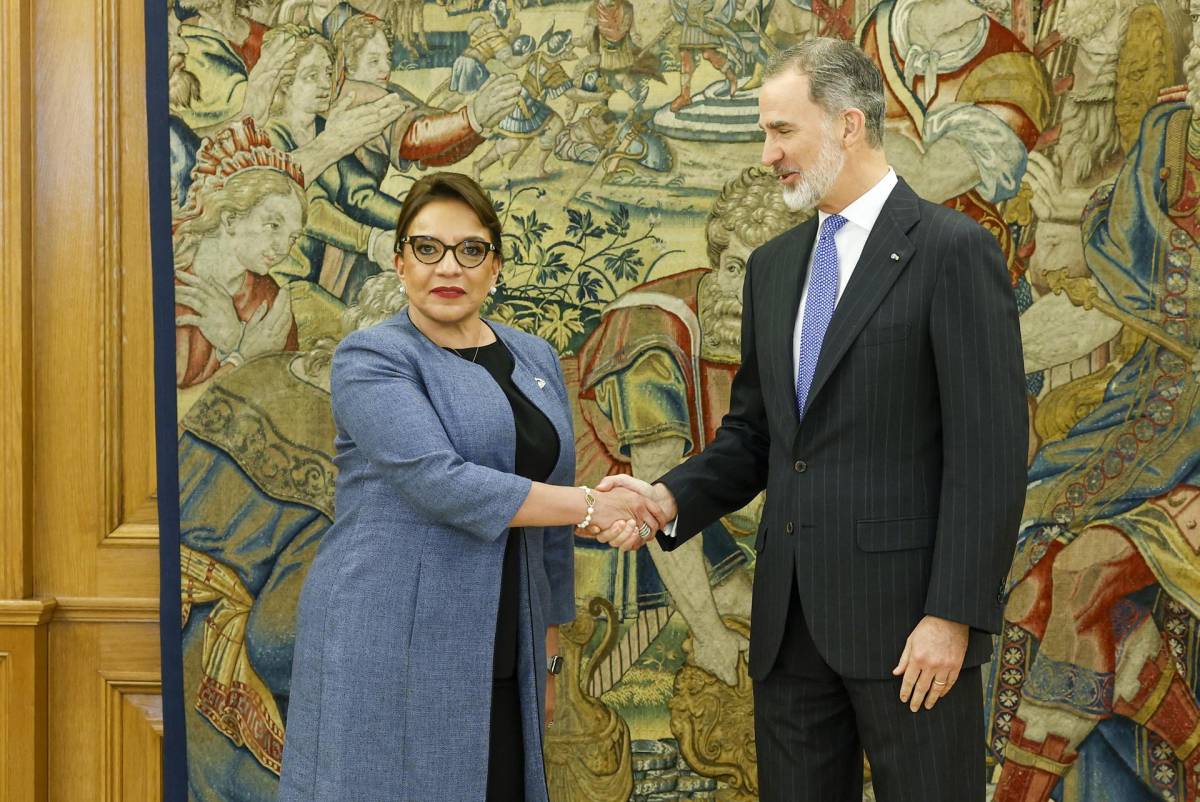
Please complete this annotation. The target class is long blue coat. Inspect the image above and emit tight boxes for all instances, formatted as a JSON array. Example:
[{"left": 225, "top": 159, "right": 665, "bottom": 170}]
[{"left": 278, "top": 308, "right": 577, "bottom": 801}]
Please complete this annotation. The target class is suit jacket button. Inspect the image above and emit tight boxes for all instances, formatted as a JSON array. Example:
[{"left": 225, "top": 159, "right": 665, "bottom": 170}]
[
  {"left": 785, "top": 522, "right": 794, "bottom": 534},
  {"left": 793, "top": 460, "right": 807, "bottom": 473}
]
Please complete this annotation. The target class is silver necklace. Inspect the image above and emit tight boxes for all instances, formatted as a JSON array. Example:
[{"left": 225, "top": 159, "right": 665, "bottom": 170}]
[{"left": 451, "top": 344, "right": 482, "bottom": 363}]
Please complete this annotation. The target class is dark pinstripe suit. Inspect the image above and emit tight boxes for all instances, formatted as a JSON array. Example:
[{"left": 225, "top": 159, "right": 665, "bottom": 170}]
[{"left": 657, "top": 178, "right": 1027, "bottom": 800}]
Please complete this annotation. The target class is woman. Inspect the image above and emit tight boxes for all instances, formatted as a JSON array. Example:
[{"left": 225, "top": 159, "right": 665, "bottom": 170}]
[
  {"left": 173, "top": 118, "right": 304, "bottom": 390},
  {"left": 177, "top": 271, "right": 408, "bottom": 800},
  {"left": 259, "top": 24, "right": 400, "bottom": 292},
  {"left": 278, "top": 171, "right": 665, "bottom": 801},
  {"left": 333, "top": 12, "right": 393, "bottom": 88}
]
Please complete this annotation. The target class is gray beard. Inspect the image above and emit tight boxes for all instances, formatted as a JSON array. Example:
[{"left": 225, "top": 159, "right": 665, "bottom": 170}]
[
  {"left": 699, "top": 286, "right": 743, "bottom": 354},
  {"left": 781, "top": 128, "right": 846, "bottom": 212},
  {"left": 1057, "top": 0, "right": 1122, "bottom": 41},
  {"left": 169, "top": 57, "right": 202, "bottom": 110},
  {"left": 1059, "top": 98, "right": 1121, "bottom": 184}
]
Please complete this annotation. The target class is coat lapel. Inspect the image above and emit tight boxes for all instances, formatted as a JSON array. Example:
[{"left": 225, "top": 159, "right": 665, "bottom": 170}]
[
  {"left": 799, "top": 179, "right": 921, "bottom": 419},
  {"left": 494, "top": 327, "right": 574, "bottom": 484},
  {"left": 773, "top": 217, "right": 819, "bottom": 421}
]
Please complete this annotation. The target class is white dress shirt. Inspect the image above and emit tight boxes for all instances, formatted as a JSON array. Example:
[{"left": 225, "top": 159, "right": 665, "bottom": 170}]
[
  {"left": 792, "top": 168, "right": 897, "bottom": 386},
  {"left": 662, "top": 167, "right": 898, "bottom": 538}
]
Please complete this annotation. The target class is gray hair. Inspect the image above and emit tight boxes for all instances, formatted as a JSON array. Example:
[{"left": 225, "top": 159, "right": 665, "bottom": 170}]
[
  {"left": 342, "top": 270, "right": 407, "bottom": 333},
  {"left": 764, "top": 38, "right": 886, "bottom": 149}
]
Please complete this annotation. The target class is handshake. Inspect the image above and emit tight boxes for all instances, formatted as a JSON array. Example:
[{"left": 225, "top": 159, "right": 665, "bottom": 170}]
[{"left": 573, "top": 476, "right": 679, "bottom": 552}]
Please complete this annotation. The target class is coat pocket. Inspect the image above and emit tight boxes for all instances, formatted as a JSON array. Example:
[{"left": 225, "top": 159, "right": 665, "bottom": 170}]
[
  {"left": 857, "top": 323, "right": 910, "bottom": 346},
  {"left": 855, "top": 516, "right": 936, "bottom": 552},
  {"left": 407, "top": 556, "right": 424, "bottom": 650}
]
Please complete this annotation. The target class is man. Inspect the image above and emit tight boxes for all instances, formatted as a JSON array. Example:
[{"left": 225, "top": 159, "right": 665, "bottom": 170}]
[
  {"left": 599, "top": 38, "right": 1027, "bottom": 800},
  {"left": 174, "top": 0, "right": 275, "bottom": 129},
  {"left": 669, "top": 0, "right": 747, "bottom": 112},
  {"left": 440, "top": 0, "right": 519, "bottom": 110},
  {"left": 856, "top": 0, "right": 1051, "bottom": 271},
  {"left": 985, "top": 14, "right": 1200, "bottom": 795},
  {"left": 472, "top": 32, "right": 577, "bottom": 179},
  {"left": 179, "top": 0, "right": 270, "bottom": 68},
  {"left": 575, "top": 167, "right": 806, "bottom": 686},
  {"left": 584, "top": 0, "right": 659, "bottom": 107}
]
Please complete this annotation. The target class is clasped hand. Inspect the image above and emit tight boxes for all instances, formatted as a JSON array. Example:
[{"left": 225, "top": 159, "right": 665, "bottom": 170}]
[
  {"left": 572, "top": 475, "right": 969, "bottom": 712},
  {"left": 574, "top": 475, "right": 678, "bottom": 551}
]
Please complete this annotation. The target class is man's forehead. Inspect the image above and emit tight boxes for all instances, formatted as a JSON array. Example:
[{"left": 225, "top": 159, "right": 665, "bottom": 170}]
[{"left": 757, "top": 73, "right": 813, "bottom": 123}]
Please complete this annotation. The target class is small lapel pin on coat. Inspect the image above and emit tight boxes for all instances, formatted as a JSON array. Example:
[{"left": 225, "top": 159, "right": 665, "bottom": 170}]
[
  {"left": 889, "top": 252, "right": 901, "bottom": 261},
  {"left": 534, "top": 377, "right": 546, "bottom": 389}
]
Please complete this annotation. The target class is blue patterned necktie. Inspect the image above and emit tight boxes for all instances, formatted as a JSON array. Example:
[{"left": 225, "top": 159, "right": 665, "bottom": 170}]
[{"left": 795, "top": 213, "right": 847, "bottom": 418}]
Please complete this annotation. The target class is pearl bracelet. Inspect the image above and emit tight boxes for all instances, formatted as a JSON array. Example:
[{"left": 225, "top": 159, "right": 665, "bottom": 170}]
[{"left": 578, "top": 485, "right": 596, "bottom": 529}]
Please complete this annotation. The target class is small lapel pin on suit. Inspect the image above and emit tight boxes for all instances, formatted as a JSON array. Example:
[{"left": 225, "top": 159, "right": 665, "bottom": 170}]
[
  {"left": 890, "top": 252, "right": 901, "bottom": 261},
  {"left": 534, "top": 377, "right": 546, "bottom": 389}
]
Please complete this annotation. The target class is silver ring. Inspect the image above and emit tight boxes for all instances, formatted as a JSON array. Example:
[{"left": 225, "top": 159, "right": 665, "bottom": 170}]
[{"left": 637, "top": 522, "right": 653, "bottom": 540}]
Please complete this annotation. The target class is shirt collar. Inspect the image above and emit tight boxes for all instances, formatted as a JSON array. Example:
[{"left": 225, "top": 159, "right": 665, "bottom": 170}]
[{"left": 817, "top": 167, "right": 898, "bottom": 234}]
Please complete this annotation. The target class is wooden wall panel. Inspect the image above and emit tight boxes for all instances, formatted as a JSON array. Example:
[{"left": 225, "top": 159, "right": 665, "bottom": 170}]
[
  {"left": 105, "top": 681, "right": 164, "bottom": 802},
  {"left": 32, "top": 0, "right": 104, "bottom": 597},
  {"left": 0, "top": 652, "right": 8, "bottom": 794},
  {"left": 118, "top": 694, "right": 164, "bottom": 802},
  {"left": 105, "top": 0, "right": 159, "bottom": 550},
  {"left": 1, "top": 0, "right": 164, "bottom": 799},
  {"left": 0, "top": 0, "right": 34, "bottom": 602},
  {"left": 0, "top": 602, "right": 54, "bottom": 802},
  {"left": 48, "top": 622, "right": 161, "bottom": 802}
]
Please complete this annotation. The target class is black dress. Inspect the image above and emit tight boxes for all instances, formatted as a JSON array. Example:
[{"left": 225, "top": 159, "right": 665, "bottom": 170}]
[{"left": 447, "top": 338, "right": 559, "bottom": 802}]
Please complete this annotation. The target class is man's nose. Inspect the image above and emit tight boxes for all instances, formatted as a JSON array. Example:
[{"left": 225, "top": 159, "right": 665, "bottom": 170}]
[{"left": 761, "top": 141, "right": 778, "bottom": 167}]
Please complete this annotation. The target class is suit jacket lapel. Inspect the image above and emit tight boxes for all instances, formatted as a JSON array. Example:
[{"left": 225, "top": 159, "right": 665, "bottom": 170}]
[
  {"left": 773, "top": 217, "right": 819, "bottom": 427},
  {"left": 799, "top": 179, "right": 921, "bottom": 419}
]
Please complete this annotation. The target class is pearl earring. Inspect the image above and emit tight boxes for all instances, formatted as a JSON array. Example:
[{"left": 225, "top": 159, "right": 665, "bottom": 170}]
[
  {"left": 490, "top": 286, "right": 498, "bottom": 295},
  {"left": 397, "top": 282, "right": 406, "bottom": 295}
]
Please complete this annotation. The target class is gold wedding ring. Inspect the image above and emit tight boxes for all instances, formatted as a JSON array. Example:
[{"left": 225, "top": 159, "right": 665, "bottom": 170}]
[
  {"left": 932, "top": 679, "right": 947, "bottom": 686},
  {"left": 637, "top": 522, "right": 653, "bottom": 540}
]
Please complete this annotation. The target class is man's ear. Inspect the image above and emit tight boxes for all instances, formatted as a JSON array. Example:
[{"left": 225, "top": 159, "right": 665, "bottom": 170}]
[{"left": 842, "top": 108, "right": 868, "bottom": 147}]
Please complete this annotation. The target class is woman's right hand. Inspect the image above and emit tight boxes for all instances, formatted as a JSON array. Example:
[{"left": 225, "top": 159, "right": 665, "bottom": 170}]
[
  {"left": 588, "top": 487, "right": 667, "bottom": 546},
  {"left": 239, "top": 290, "right": 294, "bottom": 360},
  {"left": 175, "top": 270, "right": 243, "bottom": 355}
]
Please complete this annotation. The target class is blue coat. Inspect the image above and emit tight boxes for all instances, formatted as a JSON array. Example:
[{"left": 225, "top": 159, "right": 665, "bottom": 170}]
[{"left": 278, "top": 308, "right": 576, "bottom": 801}]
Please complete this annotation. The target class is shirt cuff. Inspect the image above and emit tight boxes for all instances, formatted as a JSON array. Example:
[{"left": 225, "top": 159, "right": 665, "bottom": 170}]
[
  {"left": 662, "top": 517, "right": 678, "bottom": 538},
  {"left": 367, "top": 226, "right": 385, "bottom": 261}
]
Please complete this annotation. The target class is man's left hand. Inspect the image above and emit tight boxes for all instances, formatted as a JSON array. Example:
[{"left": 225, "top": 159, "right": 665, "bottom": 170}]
[{"left": 892, "top": 615, "right": 969, "bottom": 712}]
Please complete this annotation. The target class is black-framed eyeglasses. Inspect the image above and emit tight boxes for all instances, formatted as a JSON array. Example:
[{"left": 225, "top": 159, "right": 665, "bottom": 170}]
[{"left": 396, "top": 235, "right": 498, "bottom": 268}]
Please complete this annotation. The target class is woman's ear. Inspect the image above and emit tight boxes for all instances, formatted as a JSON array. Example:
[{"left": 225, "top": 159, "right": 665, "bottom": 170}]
[{"left": 221, "top": 210, "right": 237, "bottom": 235}]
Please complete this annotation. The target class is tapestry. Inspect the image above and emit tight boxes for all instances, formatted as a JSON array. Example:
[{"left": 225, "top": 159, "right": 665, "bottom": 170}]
[{"left": 145, "top": 0, "right": 1200, "bottom": 799}]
